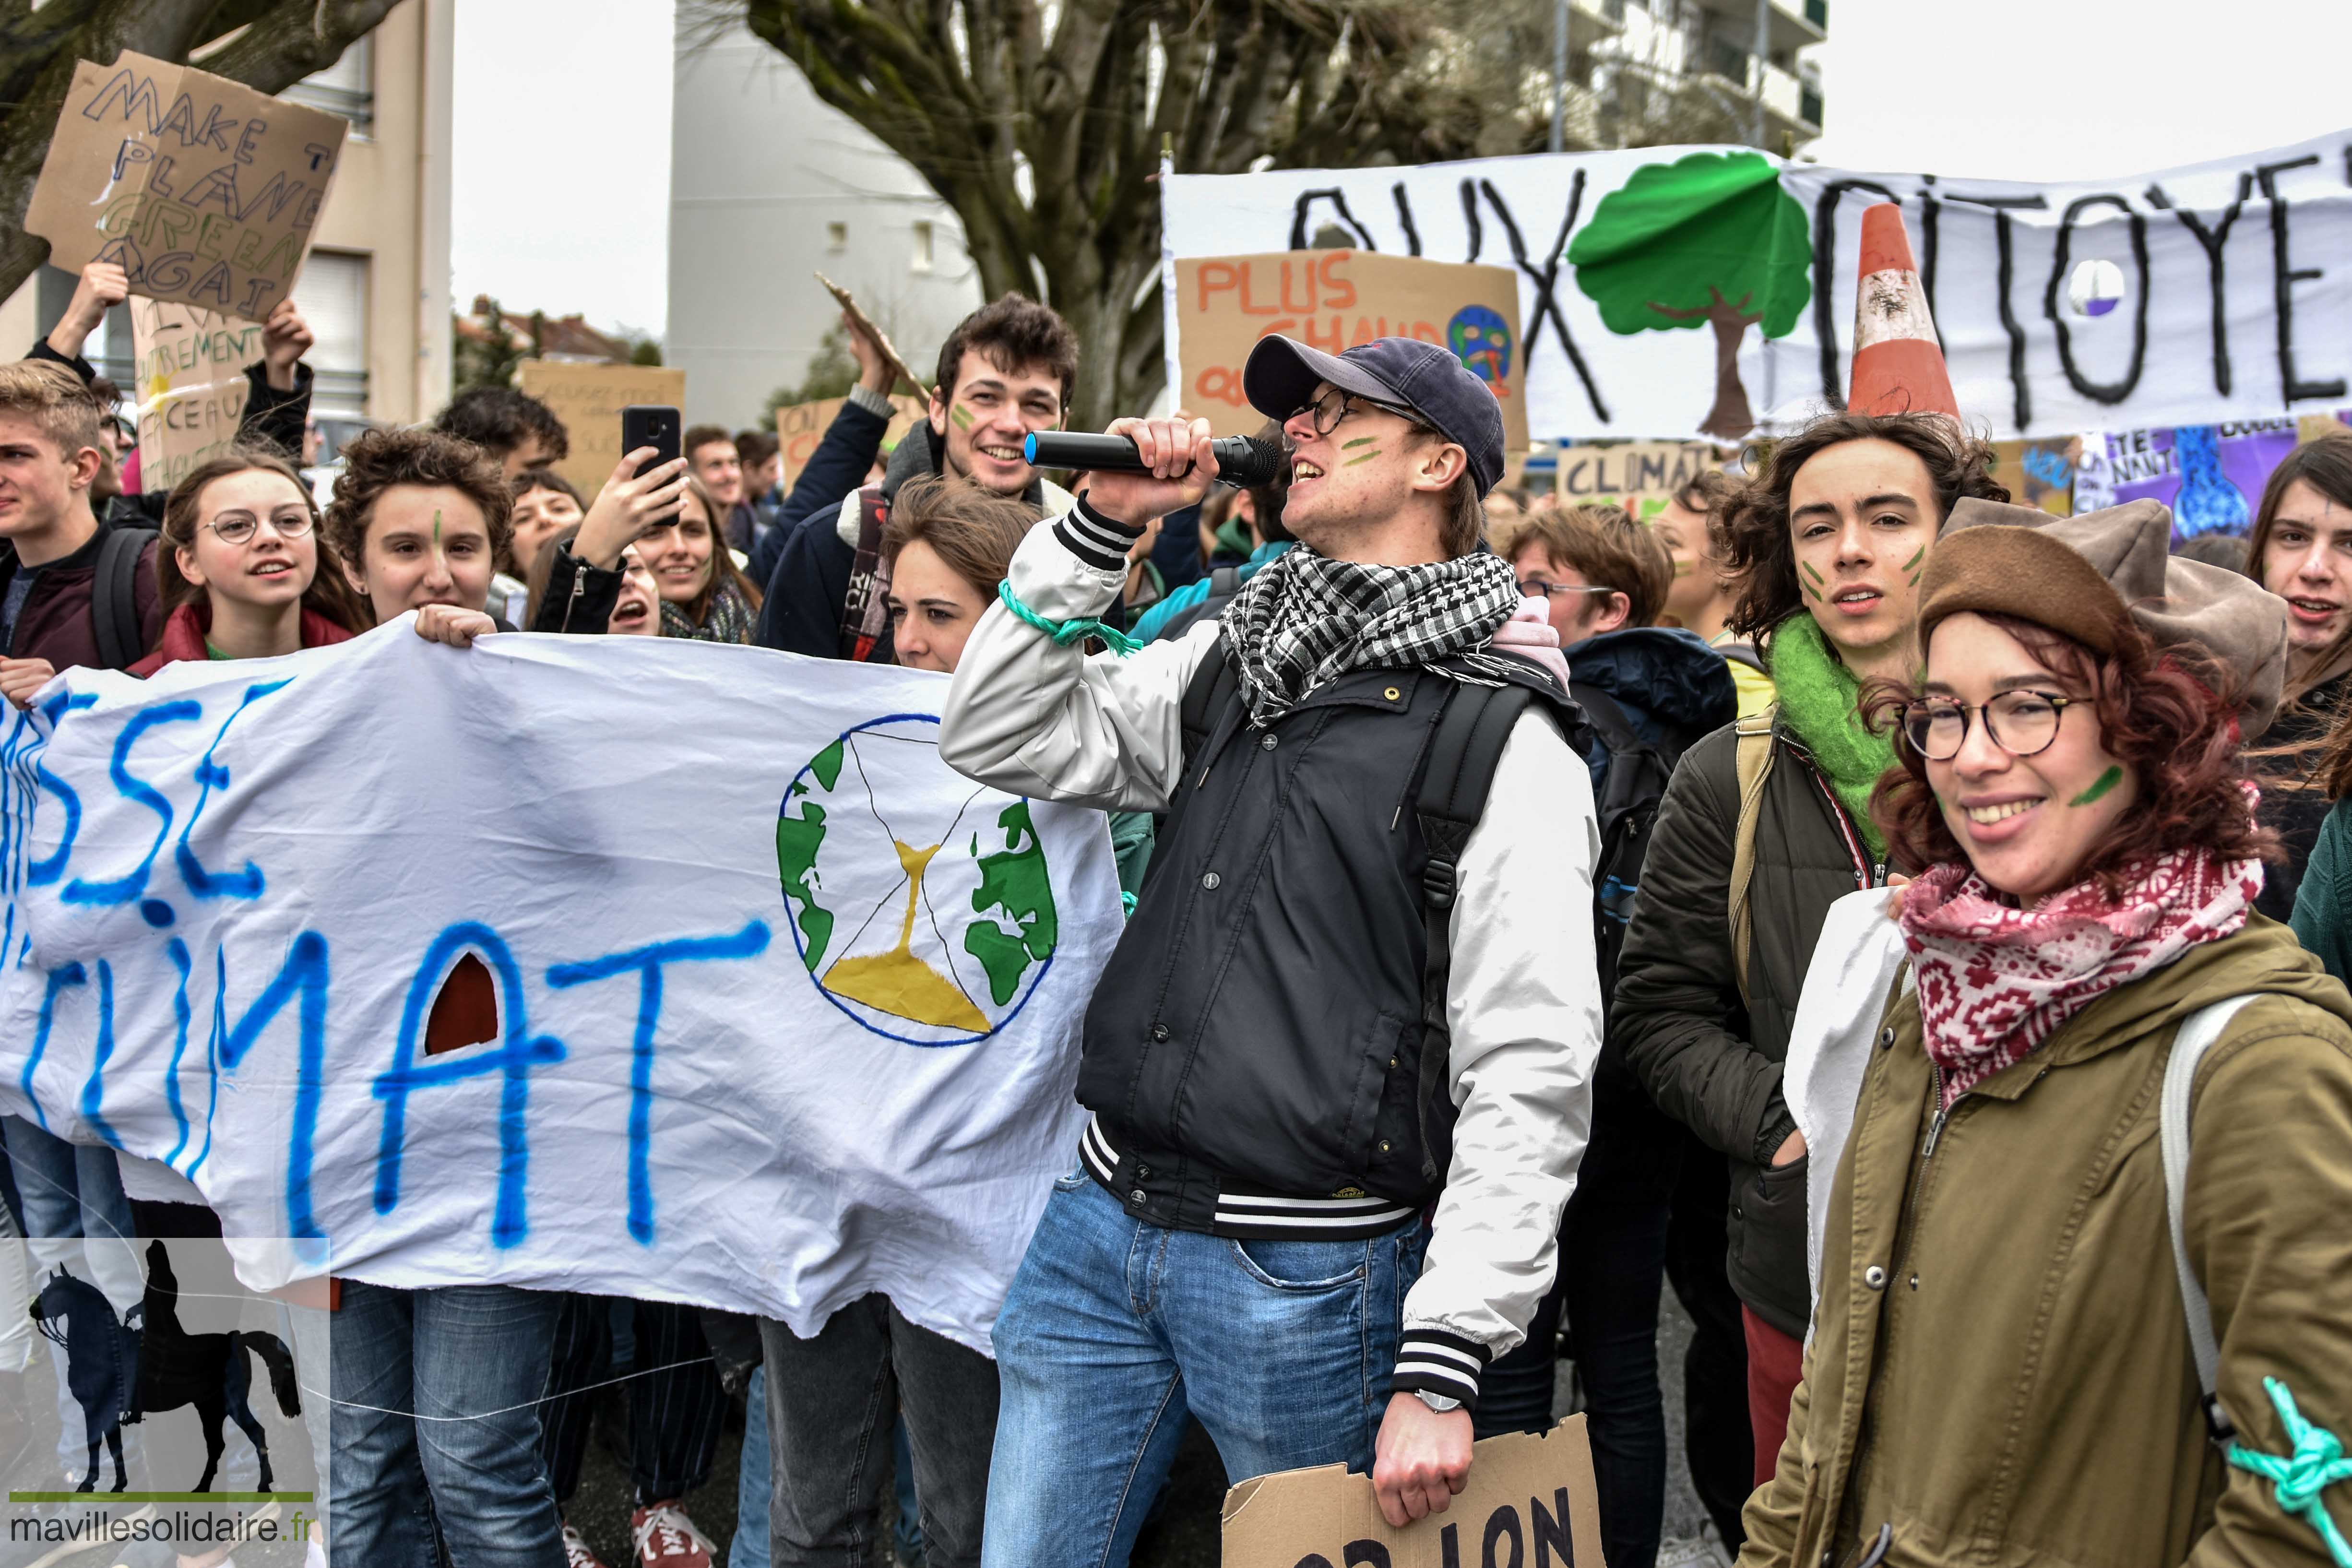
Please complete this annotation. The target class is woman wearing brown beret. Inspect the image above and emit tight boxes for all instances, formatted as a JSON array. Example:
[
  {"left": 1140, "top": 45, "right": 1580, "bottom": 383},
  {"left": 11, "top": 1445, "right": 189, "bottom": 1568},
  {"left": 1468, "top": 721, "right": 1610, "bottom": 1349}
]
[{"left": 1742, "top": 498, "right": 2352, "bottom": 1568}]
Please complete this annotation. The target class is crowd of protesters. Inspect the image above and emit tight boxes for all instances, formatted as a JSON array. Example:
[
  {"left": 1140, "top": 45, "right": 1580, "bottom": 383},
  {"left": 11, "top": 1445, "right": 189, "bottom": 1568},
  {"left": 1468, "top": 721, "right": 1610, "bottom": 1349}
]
[{"left": 0, "top": 251, "right": 2347, "bottom": 1568}]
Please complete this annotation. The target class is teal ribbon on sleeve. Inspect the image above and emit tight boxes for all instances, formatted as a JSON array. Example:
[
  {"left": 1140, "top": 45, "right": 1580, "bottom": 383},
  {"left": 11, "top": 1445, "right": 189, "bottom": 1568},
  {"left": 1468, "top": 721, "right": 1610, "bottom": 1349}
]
[
  {"left": 997, "top": 580, "right": 1142, "bottom": 657},
  {"left": 2229, "top": 1378, "right": 2352, "bottom": 1567}
]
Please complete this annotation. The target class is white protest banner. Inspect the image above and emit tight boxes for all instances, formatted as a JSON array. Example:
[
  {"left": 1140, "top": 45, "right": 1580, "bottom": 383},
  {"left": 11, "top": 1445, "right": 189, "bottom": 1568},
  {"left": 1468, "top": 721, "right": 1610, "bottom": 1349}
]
[
  {"left": 24, "top": 52, "right": 347, "bottom": 318},
  {"left": 129, "top": 298, "right": 261, "bottom": 496},
  {"left": 0, "top": 628, "right": 1122, "bottom": 1352},
  {"left": 1160, "top": 130, "right": 2352, "bottom": 443}
]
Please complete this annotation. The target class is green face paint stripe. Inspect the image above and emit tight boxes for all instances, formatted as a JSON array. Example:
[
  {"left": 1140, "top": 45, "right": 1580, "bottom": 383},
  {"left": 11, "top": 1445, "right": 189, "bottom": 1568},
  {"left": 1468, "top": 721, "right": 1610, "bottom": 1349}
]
[
  {"left": 949, "top": 404, "right": 974, "bottom": 429},
  {"left": 1342, "top": 437, "right": 1377, "bottom": 449},
  {"left": 1342, "top": 450, "right": 1382, "bottom": 467},
  {"left": 2068, "top": 765, "right": 2124, "bottom": 807},
  {"left": 1907, "top": 567, "right": 1924, "bottom": 587},
  {"left": 1802, "top": 561, "right": 1826, "bottom": 586},
  {"left": 1802, "top": 580, "right": 1823, "bottom": 603},
  {"left": 1901, "top": 546, "right": 1926, "bottom": 571}
]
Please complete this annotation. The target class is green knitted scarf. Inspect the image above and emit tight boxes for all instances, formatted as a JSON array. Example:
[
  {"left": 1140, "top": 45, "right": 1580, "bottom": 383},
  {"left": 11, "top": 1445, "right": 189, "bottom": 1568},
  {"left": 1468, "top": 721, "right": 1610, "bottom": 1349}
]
[{"left": 1767, "top": 612, "right": 1897, "bottom": 861}]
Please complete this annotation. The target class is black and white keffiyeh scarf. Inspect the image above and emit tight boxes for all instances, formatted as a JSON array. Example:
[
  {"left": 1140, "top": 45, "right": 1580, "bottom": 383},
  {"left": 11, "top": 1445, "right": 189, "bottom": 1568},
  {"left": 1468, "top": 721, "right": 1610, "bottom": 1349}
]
[{"left": 1217, "top": 546, "right": 1526, "bottom": 725}]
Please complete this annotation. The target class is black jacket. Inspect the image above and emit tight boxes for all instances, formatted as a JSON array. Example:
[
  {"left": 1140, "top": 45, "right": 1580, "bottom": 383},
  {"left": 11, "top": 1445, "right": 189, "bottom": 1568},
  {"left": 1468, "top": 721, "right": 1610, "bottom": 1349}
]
[
  {"left": 2257, "top": 668, "right": 2352, "bottom": 925},
  {"left": 1609, "top": 716, "right": 1880, "bottom": 1338},
  {"left": 1081, "top": 653, "right": 1574, "bottom": 1235}
]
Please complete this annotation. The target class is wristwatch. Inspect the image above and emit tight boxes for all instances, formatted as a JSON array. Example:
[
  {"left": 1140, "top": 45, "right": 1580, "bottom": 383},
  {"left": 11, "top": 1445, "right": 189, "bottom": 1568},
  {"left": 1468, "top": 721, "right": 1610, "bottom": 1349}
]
[{"left": 1413, "top": 1389, "right": 1463, "bottom": 1413}]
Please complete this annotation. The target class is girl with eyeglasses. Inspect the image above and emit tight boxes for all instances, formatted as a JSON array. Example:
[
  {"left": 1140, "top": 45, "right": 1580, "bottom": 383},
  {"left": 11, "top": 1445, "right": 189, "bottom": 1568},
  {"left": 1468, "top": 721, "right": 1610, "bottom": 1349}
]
[
  {"left": 1742, "top": 500, "right": 2352, "bottom": 1568},
  {"left": 130, "top": 448, "right": 368, "bottom": 676}
]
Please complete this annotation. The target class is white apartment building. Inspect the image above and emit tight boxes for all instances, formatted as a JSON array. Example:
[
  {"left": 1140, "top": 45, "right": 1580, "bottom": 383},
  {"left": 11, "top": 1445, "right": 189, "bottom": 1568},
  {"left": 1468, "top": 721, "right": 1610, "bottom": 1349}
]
[
  {"left": 1593, "top": 0, "right": 1827, "bottom": 152},
  {"left": 666, "top": 18, "right": 982, "bottom": 427},
  {"left": 0, "top": 0, "right": 455, "bottom": 428}
]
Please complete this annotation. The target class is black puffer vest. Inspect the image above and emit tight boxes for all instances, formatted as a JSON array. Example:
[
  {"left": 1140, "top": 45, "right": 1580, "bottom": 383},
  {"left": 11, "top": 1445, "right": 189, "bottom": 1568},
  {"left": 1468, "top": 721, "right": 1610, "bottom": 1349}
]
[{"left": 1076, "top": 645, "right": 1576, "bottom": 1238}]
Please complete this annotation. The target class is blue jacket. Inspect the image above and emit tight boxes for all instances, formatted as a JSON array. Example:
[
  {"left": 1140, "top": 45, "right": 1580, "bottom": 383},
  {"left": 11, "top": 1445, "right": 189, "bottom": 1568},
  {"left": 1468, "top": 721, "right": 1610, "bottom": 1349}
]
[{"left": 1561, "top": 625, "right": 1738, "bottom": 788}]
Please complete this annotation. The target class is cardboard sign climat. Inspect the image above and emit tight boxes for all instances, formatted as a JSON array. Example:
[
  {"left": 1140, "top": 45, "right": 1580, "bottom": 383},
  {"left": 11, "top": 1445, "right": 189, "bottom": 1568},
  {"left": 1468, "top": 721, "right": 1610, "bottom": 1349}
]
[
  {"left": 1556, "top": 440, "right": 1724, "bottom": 521},
  {"left": 130, "top": 298, "right": 262, "bottom": 497},
  {"left": 1222, "top": 1416, "right": 1604, "bottom": 1566},
  {"left": 25, "top": 52, "right": 348, "bottom": 318},
  {"left": 1173, "top": 250, "right": 1528, "bottom": 451},
  {"left": 517, "top": 362, "right": 688, "bottom": 499},
  {"left": 775, "top": 393, "right": 928, "bottom": 489}
]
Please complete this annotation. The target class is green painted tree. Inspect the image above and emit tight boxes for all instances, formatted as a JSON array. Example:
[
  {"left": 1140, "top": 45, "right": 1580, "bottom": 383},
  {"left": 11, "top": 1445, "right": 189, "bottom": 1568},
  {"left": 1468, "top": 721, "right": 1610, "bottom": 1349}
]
[{"left": 1568, "top": 151, "right": 1811, "bottom": 440}]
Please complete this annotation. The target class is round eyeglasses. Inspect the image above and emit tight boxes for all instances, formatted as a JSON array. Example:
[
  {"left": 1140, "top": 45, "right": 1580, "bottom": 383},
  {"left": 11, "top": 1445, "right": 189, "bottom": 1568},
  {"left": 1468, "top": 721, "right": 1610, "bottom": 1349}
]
[
  {"left": 205, "top": 511, "right": 316, "bottom": 546},
  {"left": 1901, "top": 690, "right": 2076, "bottom": 761}
]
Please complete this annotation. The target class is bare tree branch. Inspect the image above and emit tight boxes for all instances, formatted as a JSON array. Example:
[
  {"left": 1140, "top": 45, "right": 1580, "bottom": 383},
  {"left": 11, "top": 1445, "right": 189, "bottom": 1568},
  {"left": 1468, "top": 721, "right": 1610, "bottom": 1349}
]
[{"left": 739, "top": 0, "right": 1563, "bottom": 428}]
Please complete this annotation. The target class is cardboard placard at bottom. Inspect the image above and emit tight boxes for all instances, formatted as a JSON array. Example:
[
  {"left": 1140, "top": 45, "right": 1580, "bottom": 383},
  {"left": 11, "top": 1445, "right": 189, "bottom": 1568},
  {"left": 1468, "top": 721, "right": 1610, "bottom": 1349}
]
[{"left": 1222, "top": 1414, "right": 1605, "bottom": 1566}]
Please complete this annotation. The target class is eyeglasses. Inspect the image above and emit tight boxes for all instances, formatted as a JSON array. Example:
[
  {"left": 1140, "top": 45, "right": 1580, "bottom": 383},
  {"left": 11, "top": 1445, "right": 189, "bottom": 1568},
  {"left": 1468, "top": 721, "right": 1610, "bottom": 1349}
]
[
  {"left": 205, "top": 511, "right": 315, "bottom": 546},
  {"left": 1518, "top": 577, "right": 1621, "bottom": 603},
  {"left": 1293, "top": 386, "right": 1425, "bottom": 438},
  {"left": 1901, "top": 690, "right": 2077, "bottom": 760}
]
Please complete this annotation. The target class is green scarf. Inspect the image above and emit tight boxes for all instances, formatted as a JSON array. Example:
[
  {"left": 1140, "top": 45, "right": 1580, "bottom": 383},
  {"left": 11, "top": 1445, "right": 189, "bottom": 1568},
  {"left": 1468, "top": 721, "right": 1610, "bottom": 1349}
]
[{"left": 1767, "top": 612, "right": 1898, "bottom": 861}]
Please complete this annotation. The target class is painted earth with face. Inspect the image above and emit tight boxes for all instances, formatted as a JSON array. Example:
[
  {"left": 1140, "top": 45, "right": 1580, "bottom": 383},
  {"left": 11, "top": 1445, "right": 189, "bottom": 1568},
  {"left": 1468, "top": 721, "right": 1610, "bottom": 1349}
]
[
  {"left": 1448, "top": 305, "right": 1513, "bottom": 386},
  {"left": 776, "top": 715, "right": 1057, "bottom": 1046}
]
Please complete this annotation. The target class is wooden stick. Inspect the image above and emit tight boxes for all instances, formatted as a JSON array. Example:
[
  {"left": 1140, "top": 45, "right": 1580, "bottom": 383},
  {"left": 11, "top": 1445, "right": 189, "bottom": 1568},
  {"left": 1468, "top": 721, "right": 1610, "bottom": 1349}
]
[{"left": 816, "top": 273, "right": 931, "bottom": 399}]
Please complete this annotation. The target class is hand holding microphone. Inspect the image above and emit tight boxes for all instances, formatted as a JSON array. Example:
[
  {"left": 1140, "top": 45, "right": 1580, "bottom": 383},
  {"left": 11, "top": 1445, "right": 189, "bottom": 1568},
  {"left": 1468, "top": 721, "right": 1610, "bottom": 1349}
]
[{"left": 1031, "top": 415, "right": 1275, "bottom": 525}]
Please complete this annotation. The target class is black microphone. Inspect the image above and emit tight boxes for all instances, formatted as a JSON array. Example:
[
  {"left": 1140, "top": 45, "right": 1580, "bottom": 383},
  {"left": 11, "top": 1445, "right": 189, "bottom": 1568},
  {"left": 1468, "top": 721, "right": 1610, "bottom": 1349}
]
[{"left": 1022, "top": 431, "right": 1285, "bottom": 489}]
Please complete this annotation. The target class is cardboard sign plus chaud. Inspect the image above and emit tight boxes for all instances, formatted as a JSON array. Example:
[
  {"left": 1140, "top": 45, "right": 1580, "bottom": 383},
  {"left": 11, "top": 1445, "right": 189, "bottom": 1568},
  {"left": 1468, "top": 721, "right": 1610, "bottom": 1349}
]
[
  {"left": 25, "top": 52, "right": 347, "bottom": 319},
  {"left": 1556, "top": 440, "right": 1726, "bottom": 521},
  {"left": 1173, "top": 250, "right": 1528, "bottom": 451},
  {"left": 517, "top": 361, "right": 688, "bottom": 499},
  {"left": 1222, "top": 1415, "right": 1604, "bottom": 1566},
  {"left": 130, "top": 298, "right": 262, "bottom": 498},
  {"left": 775, "top": 393, "right": 928, "bottom": 489}
]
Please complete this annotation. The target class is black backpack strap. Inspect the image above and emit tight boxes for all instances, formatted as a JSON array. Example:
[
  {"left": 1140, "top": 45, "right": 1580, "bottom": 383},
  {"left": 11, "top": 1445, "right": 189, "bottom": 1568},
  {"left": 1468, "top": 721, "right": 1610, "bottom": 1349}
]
[
  {"left": 92, "top": 525, "right": 154, "bottom": 671},
  {"left": 1211, "top": 563, "right": 1241, "bottom": 597},
  {"left": 1177, "top": 633, "right": 1242, "bottom": 775},
  {"left": 1408, "top": 680, "right": 1537, "bottom": 1181}
]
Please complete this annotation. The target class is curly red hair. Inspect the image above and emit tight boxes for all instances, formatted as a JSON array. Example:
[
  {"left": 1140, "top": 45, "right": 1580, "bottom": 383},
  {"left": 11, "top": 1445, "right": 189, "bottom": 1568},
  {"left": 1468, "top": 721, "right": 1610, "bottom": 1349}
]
[{"left": 1862, "top": 611, "right": 2275, "bottom": 898}]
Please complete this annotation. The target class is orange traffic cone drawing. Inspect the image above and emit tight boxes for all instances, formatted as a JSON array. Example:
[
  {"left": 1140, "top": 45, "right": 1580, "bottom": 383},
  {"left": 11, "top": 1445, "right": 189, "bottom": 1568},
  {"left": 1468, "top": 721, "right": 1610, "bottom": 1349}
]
[{"left": 1848, "top": 202, "right": 1959, "bottom": 419}]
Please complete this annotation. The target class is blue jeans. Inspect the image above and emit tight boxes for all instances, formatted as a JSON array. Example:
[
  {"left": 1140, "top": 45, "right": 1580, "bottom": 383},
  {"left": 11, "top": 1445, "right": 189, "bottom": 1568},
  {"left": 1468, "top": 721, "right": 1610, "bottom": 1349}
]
[
  {"left": 984, "top": 1176, "right": 1427, "bottom": 1568},
  {"left": 330, "top": 1281, "right": 564, "bottom": 1568}
]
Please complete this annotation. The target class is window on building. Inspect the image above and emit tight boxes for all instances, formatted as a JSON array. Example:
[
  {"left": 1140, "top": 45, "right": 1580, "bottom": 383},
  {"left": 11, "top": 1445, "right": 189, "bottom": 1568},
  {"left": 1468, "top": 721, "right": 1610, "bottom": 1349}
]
[
  {"left": 827, "top": 221, "right": 849, "bottom": 251},
  {"left": 1707, "top": 35, "right": 1749, "bottom": 83},
  {"left": 291, "top": 251, "right": 371, "bottom": 419},
  {"left": 912, "top": 221, "right": 935, "bottom": 274},
  {"left": 285, "top": 36, "right": 375, "bottom": 138}
]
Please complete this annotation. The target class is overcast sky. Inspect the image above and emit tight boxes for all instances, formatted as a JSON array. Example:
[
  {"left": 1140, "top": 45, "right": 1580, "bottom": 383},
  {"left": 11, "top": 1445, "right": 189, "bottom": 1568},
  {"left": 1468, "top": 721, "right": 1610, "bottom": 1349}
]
[{"left": 448, "top": 0, "right": 2348, "bottom": 342}]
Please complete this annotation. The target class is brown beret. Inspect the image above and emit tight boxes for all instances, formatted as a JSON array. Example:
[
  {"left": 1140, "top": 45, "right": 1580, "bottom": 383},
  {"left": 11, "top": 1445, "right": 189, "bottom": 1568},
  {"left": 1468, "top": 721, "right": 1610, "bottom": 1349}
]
[{"left": 1919, "top": 497, "right": 2288, "bottom": 740}]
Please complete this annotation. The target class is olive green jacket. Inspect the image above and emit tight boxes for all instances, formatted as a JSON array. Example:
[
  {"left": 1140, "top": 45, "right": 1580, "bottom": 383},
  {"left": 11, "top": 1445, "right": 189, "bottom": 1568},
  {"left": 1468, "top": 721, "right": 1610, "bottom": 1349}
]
[{"left": 1741, "top": 916, "right": 2352, "bottom": 1568}]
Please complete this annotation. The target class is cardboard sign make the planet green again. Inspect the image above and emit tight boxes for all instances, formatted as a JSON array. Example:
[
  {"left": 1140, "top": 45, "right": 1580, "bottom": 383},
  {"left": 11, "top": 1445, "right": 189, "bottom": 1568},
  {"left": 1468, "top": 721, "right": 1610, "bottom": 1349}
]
[
  {"left": 25, "top": 52, "right": 348, "bottom": 318},
  {"left": 1173, "top": 250, "right": 1528, "bottom": 452}
]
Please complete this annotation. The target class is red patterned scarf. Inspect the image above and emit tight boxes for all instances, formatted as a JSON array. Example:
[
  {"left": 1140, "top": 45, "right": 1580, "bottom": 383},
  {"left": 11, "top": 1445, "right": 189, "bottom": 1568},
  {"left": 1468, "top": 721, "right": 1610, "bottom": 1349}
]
[{"left": 1898, "top": 847, "right": 2262, "bottom": 1107}]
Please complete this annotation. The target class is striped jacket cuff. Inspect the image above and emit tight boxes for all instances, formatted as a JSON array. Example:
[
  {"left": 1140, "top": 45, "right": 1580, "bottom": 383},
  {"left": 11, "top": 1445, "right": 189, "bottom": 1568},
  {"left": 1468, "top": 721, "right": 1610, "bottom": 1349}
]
[
  {"left": 1392, "top": 1330, "right": 1490, "bottom": 1411},
  {"left": 1054, "top": 496, "right": 1143, "bottom": 572}
]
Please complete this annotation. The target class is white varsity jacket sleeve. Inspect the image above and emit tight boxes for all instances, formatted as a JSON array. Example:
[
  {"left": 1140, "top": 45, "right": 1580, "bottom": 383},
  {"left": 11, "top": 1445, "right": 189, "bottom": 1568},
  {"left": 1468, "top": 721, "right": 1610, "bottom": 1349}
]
[{"left": 941, "top": 501, "right": 1603, "bottom": 1411}]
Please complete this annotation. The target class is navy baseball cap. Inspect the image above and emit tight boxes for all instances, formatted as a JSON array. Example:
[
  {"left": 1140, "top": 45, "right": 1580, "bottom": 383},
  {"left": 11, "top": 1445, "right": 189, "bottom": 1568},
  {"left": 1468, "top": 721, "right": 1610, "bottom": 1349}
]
[{"left": 1243, "top": 335, "right": 1507, "bottom": 497}]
